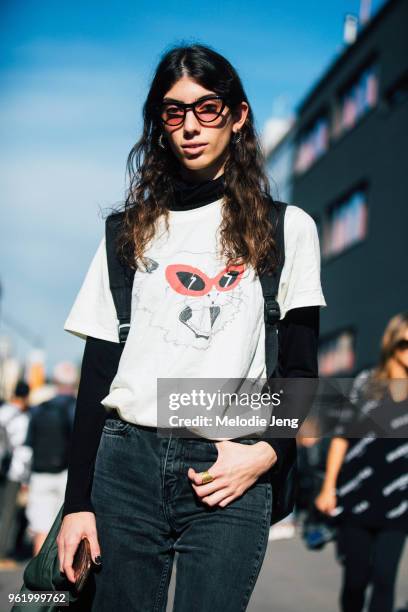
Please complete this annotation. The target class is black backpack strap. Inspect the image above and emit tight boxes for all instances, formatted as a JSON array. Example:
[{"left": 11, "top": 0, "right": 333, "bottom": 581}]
[
  {"left": 259, "top": 198, "right": 287, "bottom": 379},
  {"left": 105, "top": 213, "right": 135, "bottom": 343}
]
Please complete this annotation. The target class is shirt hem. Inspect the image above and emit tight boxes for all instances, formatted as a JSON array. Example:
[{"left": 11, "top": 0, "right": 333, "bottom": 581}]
[{"left": 64, "top": 321, "right": 119, "bottom": 344}]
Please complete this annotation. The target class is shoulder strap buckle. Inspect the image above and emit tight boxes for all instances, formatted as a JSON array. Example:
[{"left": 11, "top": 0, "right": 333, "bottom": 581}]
[
  {"left": 118, "top": 322, "right": 131, "bottom": 343},
  {"left": 264, "top": 297, "right": 281, "bottom": 326}
]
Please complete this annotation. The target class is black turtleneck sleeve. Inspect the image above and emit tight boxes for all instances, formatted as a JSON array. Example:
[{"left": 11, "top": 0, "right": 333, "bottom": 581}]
[
  {"left": 260, "top": 305, "right": 319, "bottom": 472},
  {"left": 62, "top": 337, "right": 122, "bottom": 517}
]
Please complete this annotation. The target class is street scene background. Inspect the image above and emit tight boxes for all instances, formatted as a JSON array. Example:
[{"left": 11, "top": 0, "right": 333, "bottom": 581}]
[{"left": 1, "top": 0, "right": 407, "bottom": 610}]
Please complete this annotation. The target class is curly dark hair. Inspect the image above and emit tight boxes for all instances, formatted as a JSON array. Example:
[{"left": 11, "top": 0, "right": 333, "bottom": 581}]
[{"left": 116, "top": 43, "right": 277, "bottom": 276}]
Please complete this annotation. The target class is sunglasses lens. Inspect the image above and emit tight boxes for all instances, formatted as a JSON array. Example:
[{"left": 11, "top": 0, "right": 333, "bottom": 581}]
[
  {"left": 195, "top": 98, "right": 224, "bottom": 122},
  {"left": 161, "top": 105, "right": 185, "bottom": 126},
  {"left": 395, "top": 339, "right": 408, "bottom": 351}
]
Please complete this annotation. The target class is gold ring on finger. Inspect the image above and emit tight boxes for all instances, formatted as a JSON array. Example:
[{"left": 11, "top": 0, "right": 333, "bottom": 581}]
[{"left": 200, "top": 470, "right": 214, "bottom": 484}]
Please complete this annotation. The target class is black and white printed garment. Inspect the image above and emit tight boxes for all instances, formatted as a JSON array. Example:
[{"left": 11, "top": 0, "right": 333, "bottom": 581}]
[{"left": 335, "top": 369, "right": 408, "bottom": 532}]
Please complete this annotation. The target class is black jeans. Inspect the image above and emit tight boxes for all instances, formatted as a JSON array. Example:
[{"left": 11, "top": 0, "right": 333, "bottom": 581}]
[
  {"left": 337, "top": 523, "right": 406, "bottom": 612},
  {"left": 90, "top": 416, "right": 273, "bottom": 612}
]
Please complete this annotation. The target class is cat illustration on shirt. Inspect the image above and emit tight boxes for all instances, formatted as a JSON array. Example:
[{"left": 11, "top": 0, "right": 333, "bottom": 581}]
[{"left": 132, "top": 251, "right": 251, "bottom": 349}]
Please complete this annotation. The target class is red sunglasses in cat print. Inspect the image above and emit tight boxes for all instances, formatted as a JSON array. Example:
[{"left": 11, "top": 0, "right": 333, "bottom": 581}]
[{"left": 165, "top": 263, "right": 245, "bottom": 297}]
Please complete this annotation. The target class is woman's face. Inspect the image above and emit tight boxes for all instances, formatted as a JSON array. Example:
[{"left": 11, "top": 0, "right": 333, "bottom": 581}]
[{"left": 160, "top": 76, "right": 248, "bottom": 182}]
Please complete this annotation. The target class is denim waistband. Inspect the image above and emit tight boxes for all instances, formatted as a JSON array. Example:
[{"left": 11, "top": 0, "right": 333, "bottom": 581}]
[
  {"left": 107, "top": 410, "right": 158, "bottom": 433},
  {"left": 107, "top": 409, "right": 261, "bottom": 443}
]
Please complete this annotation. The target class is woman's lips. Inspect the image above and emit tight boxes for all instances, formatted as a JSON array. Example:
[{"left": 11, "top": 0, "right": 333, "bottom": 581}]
[{"left": 182, "top": 144, "right": 207, "bottom": 155}]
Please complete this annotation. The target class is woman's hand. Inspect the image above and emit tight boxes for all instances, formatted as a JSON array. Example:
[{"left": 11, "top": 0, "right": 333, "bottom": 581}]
[
  {"left": 187, "top": 440, "right": 277, "bottom": 508},
  {"left": 315, "top": 487, "right": 337, "bottom": 515},
  {"left": 314, "top": 438, "right": 348, "bottom": 516},
  {"left": 56, "top": 512, "right": 101, "bottom": 583}
]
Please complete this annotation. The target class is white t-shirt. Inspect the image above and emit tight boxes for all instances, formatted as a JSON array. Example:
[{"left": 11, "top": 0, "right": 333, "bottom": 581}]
[{"left": 64, "top": 201, "right": 326, "bottom": 434}]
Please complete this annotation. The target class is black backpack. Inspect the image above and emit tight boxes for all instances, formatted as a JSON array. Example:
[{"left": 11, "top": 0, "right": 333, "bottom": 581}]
[
  {"left": 27, "top": 395, "right": 75, "bottom": 473},
  {"left": 105, "top": 198, "right": 297, "bottom": 525}
]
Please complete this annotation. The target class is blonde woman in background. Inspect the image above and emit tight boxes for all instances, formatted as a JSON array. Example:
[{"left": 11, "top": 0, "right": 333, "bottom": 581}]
[{"left": 316, "top": 312, "right": 408, "bottom": 612}]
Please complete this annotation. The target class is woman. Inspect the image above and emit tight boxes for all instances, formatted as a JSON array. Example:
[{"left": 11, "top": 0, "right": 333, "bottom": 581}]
[
  {"left": 58, "top": 44, "right": 326, "bottom": 611},
  {"left": 316, "top": 312, "right": 408, "bottom": 612}
]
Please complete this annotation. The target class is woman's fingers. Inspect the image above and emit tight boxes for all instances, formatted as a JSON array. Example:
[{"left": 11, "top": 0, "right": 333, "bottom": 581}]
[
  {"left": 188, "top": 442, "right": 262, "bottom": 507},
  {"left": 188, "top": 467, "right": 223, "bottom": 496},
  {"left": 218, "top": 494, "right": 236, "bottom": 508},
  {"left": 190, "top": 471, "right": 253, "bottom": 507},
  {"left": 207, "top": 488, "right": 240, "bottom": 507},
  {"left": 187, "top": 466, "right": 218, "bottom": 485},
  {"left": 57, "top": 513, "right": 100, "bottom": 582},
  {"left": 197, "top": 487, "right": 234, "bottom": 506},
  {"left": 88, "top": 529, "right": 102, "bottom": 565},
  {"left": 315, "top": 495, "right": 326, "bottom": 513},
  {"left": 328, "top": 498, "right": 337, "bottom": 513},
  {"left": 188, "top": 460, "right": 257, "bottom": 506},
  {"left": 62, "top": 540, "right": 79, "bottom": 583},
  {"left": 315, "top": 492, "right": 336, "bottom": 514}
]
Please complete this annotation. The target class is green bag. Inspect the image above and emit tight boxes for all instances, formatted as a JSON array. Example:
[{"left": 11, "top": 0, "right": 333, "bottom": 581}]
[{"left": 10, "top": 504, "right": 80, "bottom": 612}]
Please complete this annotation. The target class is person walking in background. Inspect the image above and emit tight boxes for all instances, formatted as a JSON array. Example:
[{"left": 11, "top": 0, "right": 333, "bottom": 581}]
[
  {"left": 0, "top": 380, "right": 31, "bottom": 564},
  {"left": 315, "top": 312, "right": 408, "bottom": 612},
  {"left": 25, "top": 361, "right": 77, "bottom": 555}
]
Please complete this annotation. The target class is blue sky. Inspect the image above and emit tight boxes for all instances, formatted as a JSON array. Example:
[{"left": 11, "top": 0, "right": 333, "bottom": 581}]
[{"left": 0, "top": 0, "right": 386, "bottom": 373}]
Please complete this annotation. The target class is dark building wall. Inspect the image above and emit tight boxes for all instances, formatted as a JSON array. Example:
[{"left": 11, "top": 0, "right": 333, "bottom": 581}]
[{"left": 292, "top": 0, "right": 408, "bottom": 372}]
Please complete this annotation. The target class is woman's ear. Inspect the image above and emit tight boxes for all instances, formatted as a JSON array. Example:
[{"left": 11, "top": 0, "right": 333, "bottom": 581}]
[{"left": 231, "top": 101, "right": 249, "bottom": 132}]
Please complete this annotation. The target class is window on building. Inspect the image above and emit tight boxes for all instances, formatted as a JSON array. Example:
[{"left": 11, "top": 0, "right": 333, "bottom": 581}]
[
  {"left": 319, "top": 330, "right": 356, "bottom": 376},
  {"left": 384, "top": 68, "right": 408, "bottom": 109},
  {"left": 333, "top": 62, "right": 378, "bottom": 139},
  {"left": 266, "top": 136, "right": 295, "bottom": 204},
  {"left": 322, "top": 188, "right": 368, "bottom": 259},
  {"left": 294, "top": 115, "right": 329, "bottom": 175}
]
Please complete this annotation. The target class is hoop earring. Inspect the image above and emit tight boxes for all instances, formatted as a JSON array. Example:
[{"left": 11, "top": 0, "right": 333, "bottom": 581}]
[
  {"left": 232, "top": 131, "right": 242, "bottom": 145},
  {"left": 158, "top": 133, "right": 167, "bottom": 149}
]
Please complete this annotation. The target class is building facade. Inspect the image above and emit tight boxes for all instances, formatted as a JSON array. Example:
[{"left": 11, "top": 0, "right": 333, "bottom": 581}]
[
  {"left": 290, "top": 0, "right": 408, "bottom": 374},
  {"left": 265, "top": 123, "right": 296, "bottom": 205}
]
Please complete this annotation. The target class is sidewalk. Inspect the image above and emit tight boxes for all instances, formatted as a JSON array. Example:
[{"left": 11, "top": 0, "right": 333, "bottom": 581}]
[{"left": 249, "top": 533, "right": 408, "bottom": 611}]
